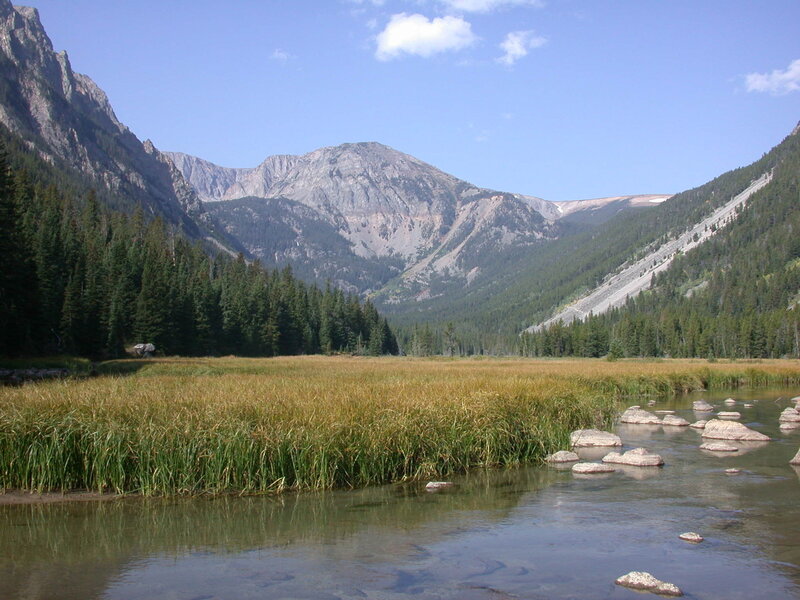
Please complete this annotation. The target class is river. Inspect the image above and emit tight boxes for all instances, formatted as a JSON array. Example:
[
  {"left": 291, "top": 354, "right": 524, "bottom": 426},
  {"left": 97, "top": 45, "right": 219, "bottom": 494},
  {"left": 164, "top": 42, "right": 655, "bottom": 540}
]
[{"left": 2, "top": 389, "right": 799, "bottom": 599}]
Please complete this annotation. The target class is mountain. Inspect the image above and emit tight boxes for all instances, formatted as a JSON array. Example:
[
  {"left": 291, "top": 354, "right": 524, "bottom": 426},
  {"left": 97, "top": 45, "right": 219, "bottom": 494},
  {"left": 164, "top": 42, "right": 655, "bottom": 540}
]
[
  {"left": 169, "top": 145, "right": 668, "bottom": 296},
  {"left": 0, "top": 0, "right": 226, "bottom": 242}
]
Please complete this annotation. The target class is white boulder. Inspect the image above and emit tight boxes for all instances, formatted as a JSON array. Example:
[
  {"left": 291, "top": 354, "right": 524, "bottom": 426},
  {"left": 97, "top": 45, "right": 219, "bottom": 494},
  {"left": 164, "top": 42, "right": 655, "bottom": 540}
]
[
  {"left": 615, "top": 571, "right": 682, "bottom": 596},
  {"left": 692, "top": 400, "right": 714, "bottom": 412},
  {"left": 791, "top": 448, "right": 800, "bottom": 465},
  {"left": 545, "top": 450, "right": 579, "bottom": 463},
  {"left": 570, "top": 429, "right": 622, "bottom": 448},
  {"left": 619, "top": 407, "right": 662, "bottom": 425},
  {"left": 779, "top": 407, "right": 800, "bottom": 423},
  {"left": 702, "top": 419, "right": 771, "bottom": 442},
  {"left": 700, "top": 441, "right": 739, "bottom": 452},
  {"left": 716, "top": 411, "right": 741, "bottom": 419},
  {"left": 572, "top": 462, "right": 616, "bottom": 474},
  {"left": 689, "top": 420, "right": 708, "bottom": 429},
  {"left": 679, "top": 532, "right": 704, "bottom": 543},
  {"left": 661, "top": 415, "right": 690, "bottom": 427},
  {"left": 602, "top": 447, "right": 664, "bottom": 467}
]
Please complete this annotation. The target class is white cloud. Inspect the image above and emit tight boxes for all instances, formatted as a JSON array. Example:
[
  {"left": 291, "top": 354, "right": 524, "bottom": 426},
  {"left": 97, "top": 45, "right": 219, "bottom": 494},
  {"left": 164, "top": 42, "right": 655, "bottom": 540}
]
[
  {"left": 745, "top": 59, "right": 800, "bottom": 95},
  {"left": 270, "top": 49, "right": 292, "bottom": 63},
  {"left": 497, "top": 30, "right": 546, "bottom": 66},
  {"left": 439, "top": 0, "right": 544, "bottom": 13},
  {"left": 375, "top": 13, "right": 477, "bottom": 61}
]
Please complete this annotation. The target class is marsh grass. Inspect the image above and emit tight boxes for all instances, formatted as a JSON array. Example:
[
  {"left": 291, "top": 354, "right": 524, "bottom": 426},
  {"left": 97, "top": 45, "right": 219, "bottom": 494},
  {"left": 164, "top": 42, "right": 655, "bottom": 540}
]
[{"left": 2, "top": 357, "right": 799, "bottom": 495}]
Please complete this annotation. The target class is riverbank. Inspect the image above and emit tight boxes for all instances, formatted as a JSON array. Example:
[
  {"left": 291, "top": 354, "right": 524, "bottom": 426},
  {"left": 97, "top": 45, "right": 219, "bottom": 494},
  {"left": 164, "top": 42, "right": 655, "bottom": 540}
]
[{"left": 2, "top": 356, "right": 799, "bottom": 499}]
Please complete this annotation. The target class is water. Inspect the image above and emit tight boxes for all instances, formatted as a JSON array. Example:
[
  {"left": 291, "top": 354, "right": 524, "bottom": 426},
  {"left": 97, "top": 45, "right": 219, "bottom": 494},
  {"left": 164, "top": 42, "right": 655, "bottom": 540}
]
[{"left": 2, "top": 389, "right": 799, "bottom": 599}]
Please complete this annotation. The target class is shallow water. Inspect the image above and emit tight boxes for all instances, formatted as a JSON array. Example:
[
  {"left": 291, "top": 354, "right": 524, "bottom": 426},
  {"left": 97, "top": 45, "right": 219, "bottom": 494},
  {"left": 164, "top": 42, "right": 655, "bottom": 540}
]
[{"left": 2, "top": 389, "right": 799, "bottom": 599}]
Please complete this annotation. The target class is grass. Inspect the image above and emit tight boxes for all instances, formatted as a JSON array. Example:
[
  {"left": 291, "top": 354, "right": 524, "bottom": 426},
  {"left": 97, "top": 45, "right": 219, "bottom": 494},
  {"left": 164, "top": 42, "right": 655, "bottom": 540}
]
[{"left": 2, "top": 356, "right": 800, "bottom": 496}]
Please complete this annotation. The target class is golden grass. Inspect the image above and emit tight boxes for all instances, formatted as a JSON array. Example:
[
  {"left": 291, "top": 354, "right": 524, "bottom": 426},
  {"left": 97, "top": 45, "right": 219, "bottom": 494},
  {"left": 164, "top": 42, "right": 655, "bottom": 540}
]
[{"left": 2, "top": 356, "right": 799, "bottom": 495}]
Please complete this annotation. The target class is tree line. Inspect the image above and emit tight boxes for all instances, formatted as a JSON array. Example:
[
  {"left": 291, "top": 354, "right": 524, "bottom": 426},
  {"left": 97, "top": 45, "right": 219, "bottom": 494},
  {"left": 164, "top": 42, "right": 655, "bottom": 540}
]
[{"left": 0, "top": 148, "right": 398, "bottom": 358}]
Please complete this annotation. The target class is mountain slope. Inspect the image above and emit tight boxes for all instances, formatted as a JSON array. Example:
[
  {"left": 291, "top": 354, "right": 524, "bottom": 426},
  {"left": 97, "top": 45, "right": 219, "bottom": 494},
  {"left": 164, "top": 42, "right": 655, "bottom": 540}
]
[{"left": 0, "top": 0, "right": 221, "bottom": 240}]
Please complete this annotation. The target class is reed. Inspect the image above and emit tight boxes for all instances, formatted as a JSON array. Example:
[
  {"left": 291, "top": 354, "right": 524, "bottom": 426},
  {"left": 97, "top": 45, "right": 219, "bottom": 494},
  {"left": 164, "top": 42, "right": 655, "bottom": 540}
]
[{"left": 2, "top": 357, "right": 799, "bottom": 495}]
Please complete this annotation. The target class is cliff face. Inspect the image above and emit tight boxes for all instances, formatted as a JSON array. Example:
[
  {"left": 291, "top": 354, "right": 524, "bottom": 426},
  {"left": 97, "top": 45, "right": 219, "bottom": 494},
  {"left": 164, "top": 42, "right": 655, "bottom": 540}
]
[{"left": 0, "top": 0, "right": 206, "bottom": 235}]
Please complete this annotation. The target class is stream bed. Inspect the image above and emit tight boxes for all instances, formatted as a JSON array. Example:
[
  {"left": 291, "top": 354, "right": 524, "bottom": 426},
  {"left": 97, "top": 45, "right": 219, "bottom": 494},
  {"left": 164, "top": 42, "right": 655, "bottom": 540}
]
[{"left": 2, "top": 388, "right": 799, "bottom": 599}]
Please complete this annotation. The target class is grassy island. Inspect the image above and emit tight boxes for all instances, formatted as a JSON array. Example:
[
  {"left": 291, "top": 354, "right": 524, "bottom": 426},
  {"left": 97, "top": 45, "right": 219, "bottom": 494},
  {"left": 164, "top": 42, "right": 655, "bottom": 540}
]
[{"left": 2, "top": 356, "right": 800, "bottom": 496}]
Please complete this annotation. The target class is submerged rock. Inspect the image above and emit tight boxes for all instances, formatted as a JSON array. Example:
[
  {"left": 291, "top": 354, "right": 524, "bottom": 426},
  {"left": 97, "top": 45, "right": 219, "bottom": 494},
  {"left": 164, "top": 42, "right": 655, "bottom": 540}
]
[
  {"left": 692, "top": 400, "right": 714, "bottom": 412},
  {"left": 615, "top": 571, "right": 682, "bottom": 597},
  {"left": 743, "top": 403, "right": 754, "bottom": 408},
  {"left": 545, "top": 450, "right": 579, "bottom": 463},
  {"left": 655, "top": 410, "right": 676, "bottom": 415},
  {"left": 602, "top": 447, "right": 664, "bottom": 467},
  {"left": 570, "top": 429, "right": 622, "bottom": 448},
  {"left": 716, "top": 411, "right": 741, "bottom": 419},
  {"left": 725, "top": 468, "right": 742, "bottom": 474},
  {"left": 647, "top": 400, "right": 657, "bottom": 406},
  {"left": 572, "top": 462, "right": 616, "bottom": 474},
  {"left": 779, "top": 407, "right": 800, "bottom": 423},
  {"left": 700, "top": 441, "right": 739, "bottom": 452},
  {"left": 661, "top": 415, "right": 690, "bottom": 427},
  {"left": 679, "top": 532, "right": 704, "bottom": 543},
  {"left": 689, "top": 420, "right": 708, "bottom": 429},
  {"left": 425, "top": 481, "right": 453, "bottom": 491},
  {"left": 791, "top": 448, "right": 800, "bottom": 466},
  {"left": 620, "top": 407, "right": 662, "bottom": 425},
  {"left": 702, "top": 419, "right": 771, "bottom": 442}
]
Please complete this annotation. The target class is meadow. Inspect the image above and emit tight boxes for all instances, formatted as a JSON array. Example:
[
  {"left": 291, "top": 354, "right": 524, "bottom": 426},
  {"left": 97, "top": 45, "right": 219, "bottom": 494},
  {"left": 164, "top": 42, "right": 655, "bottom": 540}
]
[{"left": 2, "top": 356, "right": 800, "bottom": 496}]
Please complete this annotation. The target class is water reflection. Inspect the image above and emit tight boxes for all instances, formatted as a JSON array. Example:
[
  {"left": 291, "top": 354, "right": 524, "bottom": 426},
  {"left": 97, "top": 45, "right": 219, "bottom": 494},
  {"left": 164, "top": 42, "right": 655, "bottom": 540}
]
[{"left": 1, "top": 389, "right": 799, "bottom": 600}]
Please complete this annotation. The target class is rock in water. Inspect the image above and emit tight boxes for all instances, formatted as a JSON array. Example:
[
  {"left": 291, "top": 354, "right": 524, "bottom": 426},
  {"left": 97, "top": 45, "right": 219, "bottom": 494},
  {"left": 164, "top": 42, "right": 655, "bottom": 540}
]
[
  {"left": 615, "top": 571, "right": 682, "bottom": 596},
  {"left": 779, "top": 407, "right": 800, "bottom": 423},
  {"left": 725, "top": 468, "right": 741, "bottom": 474},
  {"left": 701, "top": 419, "right": 771, "bottom": 442},
  {"left": 570, "top": 429, "right": 622, "bottom": 447},
  {"left": 689, "top": 420, "right": 708, "bottom": 429},
  {"left": 723, "top": 398, "right": 737, "bottom": 405},
  {"left": 692, "top": 400, "right": 714, "bottom": 412},
  {"left": 716, "top": 411, "right": 741, "bottom": 419},
  {"left": 699, "top": 441, "right": 739, "bottom": 452},
  {"left": 679, "top": 532, "right": 704, "bottom": 543},
  {"left": 602, "top": 447, "right": 664, "bottom": 467},
  {"left": 545, "top": 450, "right": 579, "bottom": 463},
  {"left": 619, "top": 407, "right": 662, "bottom": 425},
  {"left": 571, "top": 462, "right": 616, "bottom": 474},
  {"left": 661, "top": 415, "right": 690, "bottom": 427},
  {"left": 425, "top": 481, "right": 453, "bottom": 491},
  {"left": 791, "top": 448, "right": 800, "bottom": 465}
]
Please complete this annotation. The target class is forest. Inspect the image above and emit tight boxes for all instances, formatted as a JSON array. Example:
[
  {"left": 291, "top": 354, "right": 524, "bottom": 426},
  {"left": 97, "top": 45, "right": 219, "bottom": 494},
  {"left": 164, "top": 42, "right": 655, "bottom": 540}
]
[{"left": 0, "top": 145, "right": 398, "bottom": 359}]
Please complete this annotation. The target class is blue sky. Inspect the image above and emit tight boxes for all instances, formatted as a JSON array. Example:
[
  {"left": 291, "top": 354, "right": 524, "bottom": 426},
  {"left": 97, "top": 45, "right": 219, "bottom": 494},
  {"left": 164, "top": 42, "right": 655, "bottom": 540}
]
[{"left": 29, "top": 0, "right": 800, "bottom": 201}]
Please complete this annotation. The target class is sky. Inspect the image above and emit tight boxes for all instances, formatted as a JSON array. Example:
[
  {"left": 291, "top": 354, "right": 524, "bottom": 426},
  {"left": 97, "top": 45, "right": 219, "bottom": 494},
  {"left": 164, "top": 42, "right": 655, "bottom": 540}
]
[{"left": 26, "top": 0, "right": 800, "bottom": 201}]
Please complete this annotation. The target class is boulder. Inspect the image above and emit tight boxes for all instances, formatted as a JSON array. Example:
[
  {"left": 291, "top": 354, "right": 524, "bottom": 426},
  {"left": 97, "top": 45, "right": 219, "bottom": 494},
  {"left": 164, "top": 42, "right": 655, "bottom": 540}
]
[
  {"left": 692, "top": 400, "right": 714, "bottom": 412},
  {"left": 723, "top": 398, "right": 737, "bottom": 405},
  {"left": 725, "top": 468, "right": 741, "bottom": 474},
  {"left": 655, "top": 410, "right": 675, "bottom": 415},
  {"left": 615, "top": 571, "right": 682, "bottom": 597},
  {"left": 689, "top": 420, "right": 708, "bottom": 429},
  {"left": 716, "top": 411, "right": 741, "bottom": 419},
  {"left": 133, "top": 342, "right": 156, "bottom": 357},
  {"left": 701, "top": 419, "right": 771, "bottom": 442},
  {"left": 791, "top": 448, "right": 800, "bottom": 466},
  {"left": 545, "top": 450, "right": 579, "bottom": 463},
  {"left": 679, "top": 532, "right": 704, "bottom": 543},
  {"left": 425, "top": 481, "right": 453, "bottom": 491},
  {"left": 699, "top": 441, "right": 739, "bottom": 452},
  {"left": 743, "top": 403, "right": 754, "bottom": 408},
  {"left": 619, "top": 407, "right": 662, "bottom": 425},
  {"left": 602, "top": 447, "right": 664, "bottom": 467},
  {"left": 570, "top": 429, "right": 622, "bottom": 448},
  {"left": 779, "top": 407, "right": 800, "bottom": 423},
  {"left": 647, "top": 400, "right": 657, "bottom": 406},
  {"left": 661, "top": 415, "right": 690, "bottom": 427},
  {"left": 571, "top": 462, "right": 616, "bottom": 474}
]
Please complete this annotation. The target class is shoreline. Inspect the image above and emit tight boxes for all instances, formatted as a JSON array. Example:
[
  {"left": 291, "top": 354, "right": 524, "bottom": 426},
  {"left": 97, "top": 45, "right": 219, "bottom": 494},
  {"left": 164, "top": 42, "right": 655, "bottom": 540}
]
[{"left": 0, "top": 489, "right": 121, "bottom": 505}]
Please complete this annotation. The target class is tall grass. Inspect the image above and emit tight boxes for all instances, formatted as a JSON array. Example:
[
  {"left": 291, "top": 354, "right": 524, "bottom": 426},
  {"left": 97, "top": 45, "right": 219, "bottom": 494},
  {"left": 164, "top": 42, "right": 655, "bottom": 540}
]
[{"left": 2, "top": 357, "right": 799, "bottom": 495}]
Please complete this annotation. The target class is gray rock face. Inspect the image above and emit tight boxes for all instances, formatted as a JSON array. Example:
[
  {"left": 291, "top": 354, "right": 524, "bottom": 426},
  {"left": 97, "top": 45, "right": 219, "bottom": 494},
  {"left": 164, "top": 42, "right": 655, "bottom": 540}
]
[
  {"left": 602, "top": 447, "right": 664, "bottom": 467},
  {"left": 702, "top": 419, "right": 771, "bottom": 442},
  {"left": 570, "top": 429, "right": 622, "bottom": 448},
  {"left": 0, "top": 0, "right": 210, "bottom": 237},
  {"left": 619, "top": 407, "right": 662, "bottom": 425},
  {"left": 615, "top": 571, "right": 682, "bottom": 596},
  {"left": 692, "top": 400, "right": 714, "bottom": 412},
  {"left": 571, "top": 462, "right": 616, "bottom": 474},
  {"left": 545, "top": 450, "right": 580, "bottom": 463}
]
